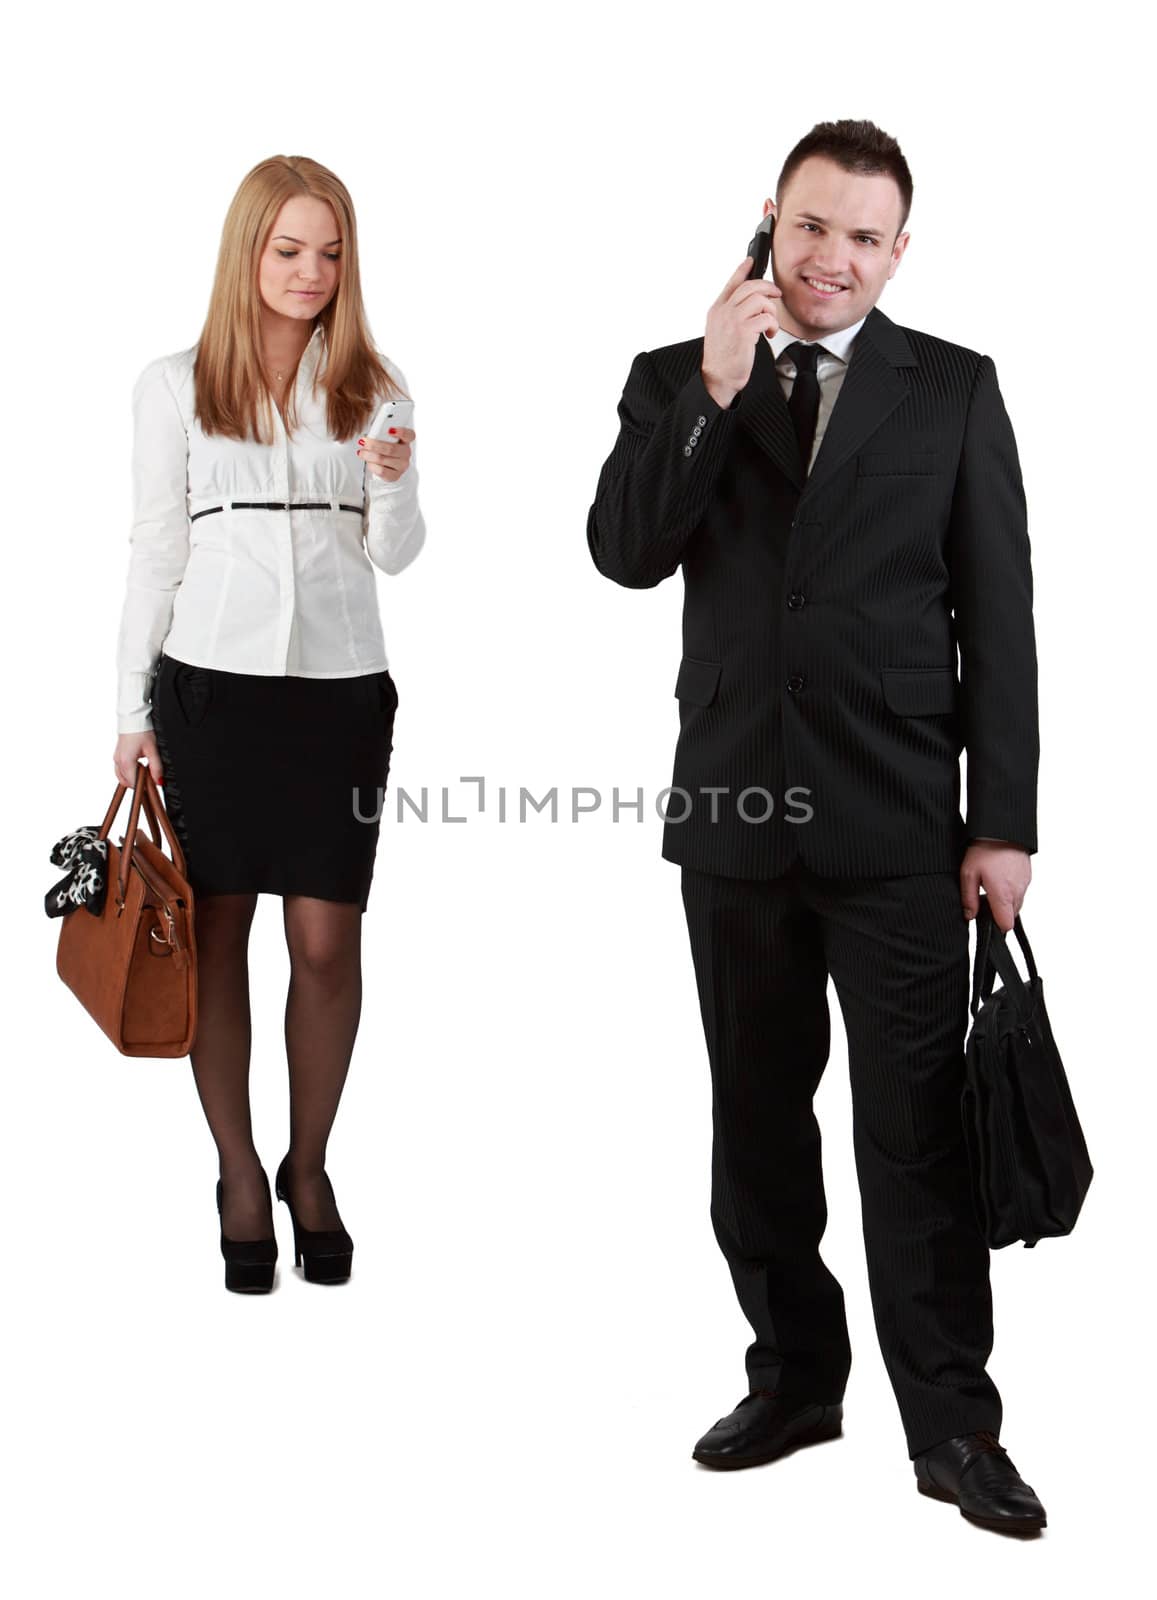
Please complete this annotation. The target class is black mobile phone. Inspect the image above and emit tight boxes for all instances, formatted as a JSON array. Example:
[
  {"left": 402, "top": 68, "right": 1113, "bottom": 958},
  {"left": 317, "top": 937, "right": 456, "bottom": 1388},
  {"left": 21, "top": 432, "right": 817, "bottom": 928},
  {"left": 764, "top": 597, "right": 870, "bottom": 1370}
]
[{"left": 746, "top": 213, "right": 775, "bottom": 279}]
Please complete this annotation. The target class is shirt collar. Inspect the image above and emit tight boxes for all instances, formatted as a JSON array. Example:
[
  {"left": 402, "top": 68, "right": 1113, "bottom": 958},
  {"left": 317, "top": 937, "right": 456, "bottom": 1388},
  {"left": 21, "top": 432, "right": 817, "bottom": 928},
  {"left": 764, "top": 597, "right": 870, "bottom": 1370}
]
[
  {"left": 297, "top": 320, "right": 327, "bottom": 382},
  {"left": 768, "top": 310, "right": 868, "bottom": 366},
  {"left": 304, "top": 319, "right": 325, "bottom": 356}
]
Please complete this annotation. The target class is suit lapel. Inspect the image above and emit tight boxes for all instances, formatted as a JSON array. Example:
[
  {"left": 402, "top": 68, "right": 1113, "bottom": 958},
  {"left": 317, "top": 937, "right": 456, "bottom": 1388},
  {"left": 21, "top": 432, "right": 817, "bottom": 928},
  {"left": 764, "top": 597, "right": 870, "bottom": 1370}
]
[
  {"left": 735, "top": 305, "right": 918, "bottom": 497},
  {"left": 804, "top": 307, "right": 917, "bottom": 497}
]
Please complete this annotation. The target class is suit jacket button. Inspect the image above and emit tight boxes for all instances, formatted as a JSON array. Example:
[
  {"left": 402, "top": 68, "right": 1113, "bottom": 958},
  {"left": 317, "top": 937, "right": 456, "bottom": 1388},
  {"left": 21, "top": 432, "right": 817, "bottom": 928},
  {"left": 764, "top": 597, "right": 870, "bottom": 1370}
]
[
  {"left": 786, "top": 674, "right": 805, "bottom": 693},
  {"left": 683, "top": 445, "right": 693, "bottom": 456},
  {"left": 787, "top": 592, "right": 805, "bottom": 610},
  {"left": 697, "top": 415, "right": 707, "bottom": 426},
  {"left": 692, "top": 425, "right": 702, "bottom": 436}
]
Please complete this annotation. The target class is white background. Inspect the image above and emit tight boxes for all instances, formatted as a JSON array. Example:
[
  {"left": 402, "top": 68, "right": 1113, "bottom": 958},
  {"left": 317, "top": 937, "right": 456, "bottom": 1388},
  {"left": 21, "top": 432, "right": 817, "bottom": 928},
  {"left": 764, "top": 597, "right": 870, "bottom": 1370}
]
[{"left": 5, "top": 0, "right": 1151, "bottom": 1592}]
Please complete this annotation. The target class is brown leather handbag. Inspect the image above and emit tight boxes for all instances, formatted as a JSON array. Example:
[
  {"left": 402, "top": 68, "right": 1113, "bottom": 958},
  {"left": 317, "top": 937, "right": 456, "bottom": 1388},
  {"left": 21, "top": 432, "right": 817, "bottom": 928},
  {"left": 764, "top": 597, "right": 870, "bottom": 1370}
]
[{"left": 55, "top": 765, "right": 198, "bottom": 1056}]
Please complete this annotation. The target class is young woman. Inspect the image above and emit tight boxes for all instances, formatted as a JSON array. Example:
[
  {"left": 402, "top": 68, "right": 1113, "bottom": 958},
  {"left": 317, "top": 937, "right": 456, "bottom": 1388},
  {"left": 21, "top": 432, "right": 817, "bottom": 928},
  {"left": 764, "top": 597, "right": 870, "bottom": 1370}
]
[{"left": 113, "top": 154, "right": 425, "bottom": 1293}]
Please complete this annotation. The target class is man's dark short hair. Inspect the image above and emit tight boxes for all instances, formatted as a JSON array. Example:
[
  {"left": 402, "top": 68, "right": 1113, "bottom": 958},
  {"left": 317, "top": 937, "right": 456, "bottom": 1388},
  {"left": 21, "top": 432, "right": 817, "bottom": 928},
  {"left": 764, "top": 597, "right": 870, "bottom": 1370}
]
[{"left": 777, "top": 118, "right": 913, "bottom": 239}]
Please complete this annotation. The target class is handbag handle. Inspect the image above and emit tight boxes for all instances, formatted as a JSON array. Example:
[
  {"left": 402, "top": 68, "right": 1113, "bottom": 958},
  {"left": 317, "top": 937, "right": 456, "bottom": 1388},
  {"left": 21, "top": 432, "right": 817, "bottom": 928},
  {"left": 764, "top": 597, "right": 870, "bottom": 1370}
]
[
  {"left": 970, "top": 896, "right": 1039, "bottom": 1021},
  {"left": 135, "top": 764, "right": 188, "bottom": 876},
  {"left": 98, "top": 763, "right": 188, "bottom": 907}
]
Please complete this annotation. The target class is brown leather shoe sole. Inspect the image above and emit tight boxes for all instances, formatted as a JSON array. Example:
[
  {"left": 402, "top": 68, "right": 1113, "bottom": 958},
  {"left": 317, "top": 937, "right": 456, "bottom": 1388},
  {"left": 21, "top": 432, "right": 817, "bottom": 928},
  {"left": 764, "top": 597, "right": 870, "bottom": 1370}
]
[
  {"left": 692, "top": 1406, "right": 843, "bottom": 1471},
  {"left": 917, "top": 1476, "right": 1046, "bottom": 1536}
]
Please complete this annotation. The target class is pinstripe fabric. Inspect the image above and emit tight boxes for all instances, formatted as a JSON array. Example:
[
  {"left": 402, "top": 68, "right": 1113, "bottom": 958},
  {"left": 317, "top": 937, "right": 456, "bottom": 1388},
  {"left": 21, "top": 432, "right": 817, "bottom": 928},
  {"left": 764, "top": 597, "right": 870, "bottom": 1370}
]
[
  {"left": 587, "top": 307, "right": 1039, "bottom": 878},
  {"left": 681, "top": 861, "right": 1002, "bottom": 1459}
]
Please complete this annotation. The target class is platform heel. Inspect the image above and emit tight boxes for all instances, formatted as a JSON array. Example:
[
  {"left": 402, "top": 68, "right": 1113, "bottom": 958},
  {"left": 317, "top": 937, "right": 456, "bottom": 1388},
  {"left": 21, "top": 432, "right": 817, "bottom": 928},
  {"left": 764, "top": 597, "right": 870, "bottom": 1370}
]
[
  {"left": 216, "top": 1169, "right": 278, "bottom": 1294},
  {"left": 274, "top": 1155, "right": 353, "bottom": 1284}
]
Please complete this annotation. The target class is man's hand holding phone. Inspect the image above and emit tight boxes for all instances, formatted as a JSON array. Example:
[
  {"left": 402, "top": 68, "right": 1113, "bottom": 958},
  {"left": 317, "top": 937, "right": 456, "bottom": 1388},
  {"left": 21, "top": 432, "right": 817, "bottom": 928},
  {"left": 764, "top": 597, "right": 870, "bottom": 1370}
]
[{"left": 701, "top": 257, "right": 783, "bottom": 410}]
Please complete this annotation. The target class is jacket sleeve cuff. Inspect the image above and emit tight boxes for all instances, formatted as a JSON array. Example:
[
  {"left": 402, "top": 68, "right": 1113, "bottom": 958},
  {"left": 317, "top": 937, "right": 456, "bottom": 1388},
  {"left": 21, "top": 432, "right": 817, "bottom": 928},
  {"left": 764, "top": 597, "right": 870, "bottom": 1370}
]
[
  {"left": 966, "top": 826, "right": 1037, "bottom": 855},
  {"left": 670, "top": 368, "right": 738, "bottom": 473}
]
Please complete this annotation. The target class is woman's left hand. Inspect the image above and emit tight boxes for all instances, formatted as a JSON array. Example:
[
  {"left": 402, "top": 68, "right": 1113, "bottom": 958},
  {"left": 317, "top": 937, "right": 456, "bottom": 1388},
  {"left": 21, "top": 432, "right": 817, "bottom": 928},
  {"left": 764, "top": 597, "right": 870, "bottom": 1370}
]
[{"left": 357, "top": 426, "right": 415, "bottom": 482}]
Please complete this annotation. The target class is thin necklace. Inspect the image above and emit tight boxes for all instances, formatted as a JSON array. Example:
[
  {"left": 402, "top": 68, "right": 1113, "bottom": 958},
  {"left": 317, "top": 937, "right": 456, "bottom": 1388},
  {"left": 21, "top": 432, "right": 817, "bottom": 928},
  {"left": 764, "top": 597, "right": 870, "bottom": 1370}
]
[{"left": 271, "top": 323, "right": 315, "bottom": 382}]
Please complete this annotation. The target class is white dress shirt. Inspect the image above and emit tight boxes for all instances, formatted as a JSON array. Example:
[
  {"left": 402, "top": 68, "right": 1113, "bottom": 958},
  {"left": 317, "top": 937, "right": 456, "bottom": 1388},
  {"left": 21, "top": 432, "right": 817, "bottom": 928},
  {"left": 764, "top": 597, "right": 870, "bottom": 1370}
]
[
  {"left": 115, "top": 320, "right": 425, "bottom": 733},
  {"left": 766, "top": 312, "right": 867, "bottom": 473}
]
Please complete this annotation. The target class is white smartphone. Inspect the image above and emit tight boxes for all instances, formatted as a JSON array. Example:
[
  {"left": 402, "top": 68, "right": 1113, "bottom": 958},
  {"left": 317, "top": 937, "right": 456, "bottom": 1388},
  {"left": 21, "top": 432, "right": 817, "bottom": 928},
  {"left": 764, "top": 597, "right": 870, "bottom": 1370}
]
[{"left": 364, "top": 398, "right": 415, "bottom": 440}]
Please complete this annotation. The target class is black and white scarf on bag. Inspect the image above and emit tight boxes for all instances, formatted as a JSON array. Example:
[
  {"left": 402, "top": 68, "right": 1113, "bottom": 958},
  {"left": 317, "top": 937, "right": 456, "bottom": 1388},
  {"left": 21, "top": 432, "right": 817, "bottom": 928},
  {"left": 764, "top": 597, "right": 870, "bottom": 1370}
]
[{"left": 45, "top": 826, "right": 108, "bottom": 918}]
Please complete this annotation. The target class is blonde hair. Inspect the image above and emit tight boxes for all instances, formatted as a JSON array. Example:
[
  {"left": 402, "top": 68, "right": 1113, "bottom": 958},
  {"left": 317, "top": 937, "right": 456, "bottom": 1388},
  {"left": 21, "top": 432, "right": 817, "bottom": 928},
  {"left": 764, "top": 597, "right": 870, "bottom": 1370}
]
[{"left": 192, "top": 154, "right": 404, "bottom": 444}]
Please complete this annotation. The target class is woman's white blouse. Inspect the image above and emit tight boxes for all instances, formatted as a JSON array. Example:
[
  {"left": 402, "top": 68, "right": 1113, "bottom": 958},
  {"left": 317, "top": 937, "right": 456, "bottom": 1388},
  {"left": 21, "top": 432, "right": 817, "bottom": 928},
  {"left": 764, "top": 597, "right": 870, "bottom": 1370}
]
[{"left": 115, "top": 321, "right": 425, "bottom": 733}]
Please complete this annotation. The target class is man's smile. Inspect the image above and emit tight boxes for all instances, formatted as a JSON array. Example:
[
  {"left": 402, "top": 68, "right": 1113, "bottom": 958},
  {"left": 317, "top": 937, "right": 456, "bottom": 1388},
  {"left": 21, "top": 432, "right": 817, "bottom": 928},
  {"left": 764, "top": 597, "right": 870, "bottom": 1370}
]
[{"left": 802, "top": 275, "right": 848, "bottom": 297}]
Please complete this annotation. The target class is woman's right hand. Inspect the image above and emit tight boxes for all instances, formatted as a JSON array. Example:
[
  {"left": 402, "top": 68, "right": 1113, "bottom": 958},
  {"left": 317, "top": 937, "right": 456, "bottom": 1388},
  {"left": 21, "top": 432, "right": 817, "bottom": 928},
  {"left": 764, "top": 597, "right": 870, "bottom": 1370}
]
[
  {"left": 114, "top": 731, "right": 164, "bottom": 790},
  {"left": 358, "top": 425, "right": 415, "bottom": 483}
]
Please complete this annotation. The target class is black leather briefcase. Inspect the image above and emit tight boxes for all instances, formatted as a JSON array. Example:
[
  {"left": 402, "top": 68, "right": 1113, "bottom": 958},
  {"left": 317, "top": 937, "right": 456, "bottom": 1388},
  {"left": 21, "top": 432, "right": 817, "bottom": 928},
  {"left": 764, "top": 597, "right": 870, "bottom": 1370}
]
[{"left": 962, "top": 897, "right": 1093, "bottom": 1249}]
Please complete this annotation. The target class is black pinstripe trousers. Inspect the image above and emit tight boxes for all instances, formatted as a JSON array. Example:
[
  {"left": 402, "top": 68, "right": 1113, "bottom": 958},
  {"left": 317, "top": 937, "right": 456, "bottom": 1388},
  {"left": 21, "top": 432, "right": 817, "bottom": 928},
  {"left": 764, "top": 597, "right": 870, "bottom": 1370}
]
[{"left": 680, "top": 860, "right": 1002, "bottom": 1459}]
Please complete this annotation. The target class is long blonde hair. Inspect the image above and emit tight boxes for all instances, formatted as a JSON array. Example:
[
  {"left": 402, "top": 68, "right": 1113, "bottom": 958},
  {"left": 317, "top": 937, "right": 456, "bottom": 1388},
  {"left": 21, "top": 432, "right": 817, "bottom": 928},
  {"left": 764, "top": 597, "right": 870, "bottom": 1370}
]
[{"left": 192, "top": 154, "right": 405, "bottom": 444}]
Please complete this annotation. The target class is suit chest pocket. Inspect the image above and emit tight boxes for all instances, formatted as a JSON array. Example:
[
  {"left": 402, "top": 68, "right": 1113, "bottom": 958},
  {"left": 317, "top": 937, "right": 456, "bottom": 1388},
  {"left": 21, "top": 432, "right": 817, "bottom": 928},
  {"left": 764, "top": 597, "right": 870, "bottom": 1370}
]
[{"left": 857, "top": 449, "right": 945, "bottom": 476}]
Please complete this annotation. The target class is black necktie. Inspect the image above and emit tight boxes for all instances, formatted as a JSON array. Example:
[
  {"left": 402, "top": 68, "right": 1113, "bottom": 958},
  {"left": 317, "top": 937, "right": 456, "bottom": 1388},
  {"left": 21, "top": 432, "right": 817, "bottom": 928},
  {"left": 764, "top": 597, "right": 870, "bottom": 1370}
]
[{"left": 784, "top": 341, "right": 823, "bottom": 474}]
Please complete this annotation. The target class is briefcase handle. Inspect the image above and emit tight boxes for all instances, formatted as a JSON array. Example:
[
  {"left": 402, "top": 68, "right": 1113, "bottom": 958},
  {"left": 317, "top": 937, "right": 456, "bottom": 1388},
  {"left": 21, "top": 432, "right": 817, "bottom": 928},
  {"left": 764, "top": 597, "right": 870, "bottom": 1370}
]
[{"left": 970, "top": 896, "right": 1039, "bottom": 1021}]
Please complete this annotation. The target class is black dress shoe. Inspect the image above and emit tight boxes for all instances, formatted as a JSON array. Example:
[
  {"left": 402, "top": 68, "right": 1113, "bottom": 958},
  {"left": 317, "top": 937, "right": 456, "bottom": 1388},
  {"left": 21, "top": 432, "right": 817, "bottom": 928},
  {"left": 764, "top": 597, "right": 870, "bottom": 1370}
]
[
  {"left": 692, "top": 1390, "right": 843, "bottom": 1470},
  {"left": 914, "top": 1430, "right": 1047, "bottom": 1536},
  {"left": 216, "top": 1169, "right": 278, "bottom": 1294},
  {"left": 274, "top": 1154, "right": 353, "bottom": 1284}
]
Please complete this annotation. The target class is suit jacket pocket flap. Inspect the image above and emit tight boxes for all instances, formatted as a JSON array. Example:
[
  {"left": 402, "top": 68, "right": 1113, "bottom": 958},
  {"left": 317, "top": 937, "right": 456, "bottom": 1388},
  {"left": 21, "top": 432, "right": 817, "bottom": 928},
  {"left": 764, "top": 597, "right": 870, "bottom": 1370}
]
[
  {"left": 858, "top": 449, "right": 944, "bottom": 476},
  {"left": 881, "top": 666, "right": 958, "bottom": 715},
  {"left": 675, "top": 657, "right": 722, "bottom": 707}
]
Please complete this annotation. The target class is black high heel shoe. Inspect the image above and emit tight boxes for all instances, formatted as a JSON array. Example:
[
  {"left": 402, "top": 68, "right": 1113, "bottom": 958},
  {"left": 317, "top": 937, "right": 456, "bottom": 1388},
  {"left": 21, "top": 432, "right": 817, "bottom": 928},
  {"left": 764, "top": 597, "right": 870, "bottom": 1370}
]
[
  {"left": 274, "top": 1155, "right": 354, "bottom": 1284},
  {"left": 216, "top": 1167, "right": 278, "bottom": 1293}
]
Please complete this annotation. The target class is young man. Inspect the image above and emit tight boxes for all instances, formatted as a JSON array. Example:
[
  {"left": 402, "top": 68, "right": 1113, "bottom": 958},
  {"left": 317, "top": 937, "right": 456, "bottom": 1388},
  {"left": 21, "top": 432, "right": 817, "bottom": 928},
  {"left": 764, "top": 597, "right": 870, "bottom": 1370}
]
[{"left": 586, "top": 119, "right": 1046, "bottom": 1537}]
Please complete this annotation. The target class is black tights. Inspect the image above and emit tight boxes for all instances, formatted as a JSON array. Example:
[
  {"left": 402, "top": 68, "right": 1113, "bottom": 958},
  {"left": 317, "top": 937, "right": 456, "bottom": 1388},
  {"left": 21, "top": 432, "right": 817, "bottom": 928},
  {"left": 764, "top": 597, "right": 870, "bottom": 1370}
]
[{"left": 192, "top": 892, "right": 363, "bottom": 1238}]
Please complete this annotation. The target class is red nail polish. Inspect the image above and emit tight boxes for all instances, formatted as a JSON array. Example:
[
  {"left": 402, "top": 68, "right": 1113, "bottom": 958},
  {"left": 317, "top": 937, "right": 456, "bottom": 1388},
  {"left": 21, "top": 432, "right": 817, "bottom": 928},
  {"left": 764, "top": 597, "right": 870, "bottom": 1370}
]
[
  {"left": 357, "top": 438, "right": 365, "bottom": 445},
  {"left": 388, "top": 427, "right": 397, "bottom": 434}
]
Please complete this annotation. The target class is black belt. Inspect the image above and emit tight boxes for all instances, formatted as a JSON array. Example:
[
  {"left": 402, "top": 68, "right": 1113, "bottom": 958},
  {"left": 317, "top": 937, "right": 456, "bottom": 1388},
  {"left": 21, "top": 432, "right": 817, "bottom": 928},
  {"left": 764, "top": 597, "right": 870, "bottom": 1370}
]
[{"left": 191, "top": 501, "right": 364, "bottom": 522}]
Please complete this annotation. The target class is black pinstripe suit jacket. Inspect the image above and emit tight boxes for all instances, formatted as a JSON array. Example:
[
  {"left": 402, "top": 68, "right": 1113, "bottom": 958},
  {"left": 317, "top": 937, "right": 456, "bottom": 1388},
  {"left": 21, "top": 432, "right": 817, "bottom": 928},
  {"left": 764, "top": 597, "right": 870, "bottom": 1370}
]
[{"left": 586, "top": 305, "right": 1039, "bottom": 879}]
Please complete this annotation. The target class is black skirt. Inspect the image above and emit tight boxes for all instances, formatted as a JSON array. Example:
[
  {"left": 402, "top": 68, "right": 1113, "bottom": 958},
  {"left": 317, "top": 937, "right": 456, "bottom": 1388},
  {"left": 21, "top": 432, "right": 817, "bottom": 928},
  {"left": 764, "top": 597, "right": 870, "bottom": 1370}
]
[{"left": 150, "top": 652, "right": 399, "bottom": 913}]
